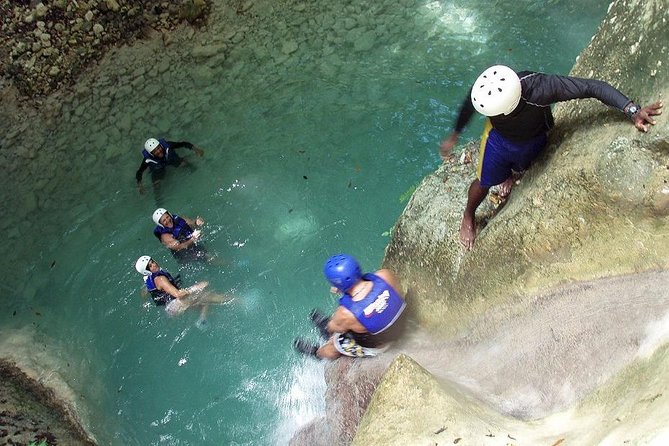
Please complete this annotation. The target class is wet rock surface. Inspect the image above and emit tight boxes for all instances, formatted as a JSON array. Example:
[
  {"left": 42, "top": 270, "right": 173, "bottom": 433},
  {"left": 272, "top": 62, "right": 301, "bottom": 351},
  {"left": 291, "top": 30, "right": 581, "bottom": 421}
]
[
  {"left": 290, "top": 357, "right": 391, "bottom": 446},
  {"left": 293, "top": 0, "right": 669, "bottom": 443}
]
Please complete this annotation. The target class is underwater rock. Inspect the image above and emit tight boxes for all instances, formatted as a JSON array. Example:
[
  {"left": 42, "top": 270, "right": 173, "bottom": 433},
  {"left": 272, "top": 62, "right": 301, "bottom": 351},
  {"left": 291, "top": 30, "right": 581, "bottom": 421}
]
[{"left": 192, "top": 43, "right": 227, "bottom": 60}]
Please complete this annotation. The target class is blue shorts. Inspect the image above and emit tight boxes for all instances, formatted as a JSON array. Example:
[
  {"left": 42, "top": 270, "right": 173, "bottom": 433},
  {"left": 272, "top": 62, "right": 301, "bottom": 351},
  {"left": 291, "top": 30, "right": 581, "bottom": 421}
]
[{"left": 477, "top": 120, "right": 547, "bottom": 188}]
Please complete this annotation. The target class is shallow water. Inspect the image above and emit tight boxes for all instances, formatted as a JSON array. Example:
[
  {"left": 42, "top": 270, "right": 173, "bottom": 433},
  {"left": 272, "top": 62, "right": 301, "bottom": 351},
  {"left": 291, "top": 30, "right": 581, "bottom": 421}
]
[{"left": 1, "top": 0, "right": 610, "bottom": 444}]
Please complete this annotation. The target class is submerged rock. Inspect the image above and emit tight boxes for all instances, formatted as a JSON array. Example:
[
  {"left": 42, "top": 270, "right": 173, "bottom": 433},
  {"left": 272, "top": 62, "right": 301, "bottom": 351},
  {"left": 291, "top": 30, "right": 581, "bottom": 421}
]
[{"left": 0, "top": 0, "right": 213, "bottom": 97}]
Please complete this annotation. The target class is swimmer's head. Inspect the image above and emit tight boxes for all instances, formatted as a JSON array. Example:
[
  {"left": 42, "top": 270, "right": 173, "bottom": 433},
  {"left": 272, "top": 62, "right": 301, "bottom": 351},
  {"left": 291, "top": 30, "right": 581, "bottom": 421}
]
[
  {"left": 152, "top": 208, "right": 170, "bottom": 227},
  {"left": 135, "top": 255, "right": 152, "bottom": 275},
  {"left": 471, "top": 65, "right": 521, "bottom": 117},
  {"left": 323, "top": 254, "right": 362, "bottom": 293},
  {"left": 144, "top": 137, "right": 160, "bottom": 153}
]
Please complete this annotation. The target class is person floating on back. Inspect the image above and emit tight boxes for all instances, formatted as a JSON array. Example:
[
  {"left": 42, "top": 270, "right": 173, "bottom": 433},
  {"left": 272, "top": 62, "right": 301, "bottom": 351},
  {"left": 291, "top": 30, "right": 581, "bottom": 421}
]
[
  {"left": 294, "top": 254, "right": 408, "bottom": 359},
  {"left": 134, "top": 255, "right": 231, "bottom": 324},
  {"left": 152, "top": 208, "right": 209, "bottom": 263},
  {"left": 439, "top": 65, "right": 663, "bottom": 250},
  {"left": 135, "top": 137, "right": 204, "bottom": 194}
]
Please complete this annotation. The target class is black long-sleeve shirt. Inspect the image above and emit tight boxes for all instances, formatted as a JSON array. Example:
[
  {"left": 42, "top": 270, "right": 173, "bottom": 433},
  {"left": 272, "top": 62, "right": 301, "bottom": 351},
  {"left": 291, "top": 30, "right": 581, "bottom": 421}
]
[
  {"left": 135, "top": 140, "right": 194, "bottom": 183},
  {"left": 454, "top": 71, "right": 632, "bottom": 141}
]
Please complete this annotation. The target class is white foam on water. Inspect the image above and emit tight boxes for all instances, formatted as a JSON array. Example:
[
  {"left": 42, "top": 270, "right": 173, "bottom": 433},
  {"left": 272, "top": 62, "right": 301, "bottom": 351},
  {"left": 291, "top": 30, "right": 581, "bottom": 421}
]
[
  {"left": 422, "top": 1, "right": 487, "bottom": 43},
  {"left": 240, "top": 288, "right": 263, "bottom": 314},
  {"left": 273, "top": 359, "right": 326, "bottom": 444},
  {"left": 274, "top": 211, "right": 319, "bottom": 243}
]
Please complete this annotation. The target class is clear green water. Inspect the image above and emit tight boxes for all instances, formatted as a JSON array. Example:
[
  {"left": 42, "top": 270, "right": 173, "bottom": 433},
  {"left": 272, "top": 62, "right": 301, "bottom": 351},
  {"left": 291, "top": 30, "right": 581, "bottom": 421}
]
[{"left": 1, "top": 0, "right": 609, "bottom": 444}]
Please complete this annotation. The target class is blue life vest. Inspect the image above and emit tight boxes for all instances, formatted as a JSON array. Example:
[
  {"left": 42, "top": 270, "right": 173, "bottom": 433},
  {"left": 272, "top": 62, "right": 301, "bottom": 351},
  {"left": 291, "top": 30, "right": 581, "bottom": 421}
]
[
  {"left": 144, "top": 270, "right": 180, "bottom": 306},
  {"left": 141, "top": 139, "right": 175, "bottom": 170},
  {"left": 153, "top": 215, "right": 194, "bottom": 242},
  {"left": 339, "top": 273, "right": 406, "bottom": 335}
]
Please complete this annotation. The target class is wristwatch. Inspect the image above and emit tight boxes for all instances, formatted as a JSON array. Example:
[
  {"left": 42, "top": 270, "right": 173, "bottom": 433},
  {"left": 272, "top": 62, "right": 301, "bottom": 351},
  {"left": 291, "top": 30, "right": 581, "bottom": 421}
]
[{"left": 624, "top": 102, "right": 640, "bottom": 119}]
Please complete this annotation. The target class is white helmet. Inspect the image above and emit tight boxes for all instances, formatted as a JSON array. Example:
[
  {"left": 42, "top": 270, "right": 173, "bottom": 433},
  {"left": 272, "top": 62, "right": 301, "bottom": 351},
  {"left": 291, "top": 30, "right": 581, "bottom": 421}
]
[
  {"left": 470, "top": 65, "right": 521, "bottom": 117},
  {"left": 152, "top": 208, "right": 168, "bottom": 226},
  {"left": 144, "top": 138, "right": 160, "bottom": 153},
  {"left": 135, "top": 255, "right": 152, "bottom": 275}
]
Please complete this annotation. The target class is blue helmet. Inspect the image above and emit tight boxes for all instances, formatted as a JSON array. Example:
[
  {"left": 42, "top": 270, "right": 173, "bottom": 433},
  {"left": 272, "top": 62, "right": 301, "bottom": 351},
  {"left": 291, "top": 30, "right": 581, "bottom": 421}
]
[{"left": 323, "top": 254, "right": 362, "bottom": 292}]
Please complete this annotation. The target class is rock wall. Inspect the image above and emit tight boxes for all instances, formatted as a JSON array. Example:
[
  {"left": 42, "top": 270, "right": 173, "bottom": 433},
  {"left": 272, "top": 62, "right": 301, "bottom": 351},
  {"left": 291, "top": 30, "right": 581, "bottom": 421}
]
[
  {"left": 383, "top": 0, "right": 669, "bottom": 334},
  {"left": 299, "top": 0, "right": 669, "bottom": 443},
  {"left": 0, "top": 360, "right": 97, "bottom": 446},
  {"left": 0, "top": 327, "right": 99, "bottom": 445}
]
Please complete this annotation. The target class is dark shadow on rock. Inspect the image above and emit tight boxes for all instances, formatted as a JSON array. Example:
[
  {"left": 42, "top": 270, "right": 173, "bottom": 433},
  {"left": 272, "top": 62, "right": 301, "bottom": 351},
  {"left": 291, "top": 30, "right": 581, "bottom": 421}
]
[{"left": 0, "top": 359, "right": 97, "bottom": 446}]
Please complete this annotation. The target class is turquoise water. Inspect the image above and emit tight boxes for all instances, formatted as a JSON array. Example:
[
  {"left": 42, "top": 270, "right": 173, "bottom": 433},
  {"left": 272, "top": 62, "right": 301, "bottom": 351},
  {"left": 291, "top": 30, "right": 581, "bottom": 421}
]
[{"left": 1, "top": 0, "right": 610, "bottom": 444}]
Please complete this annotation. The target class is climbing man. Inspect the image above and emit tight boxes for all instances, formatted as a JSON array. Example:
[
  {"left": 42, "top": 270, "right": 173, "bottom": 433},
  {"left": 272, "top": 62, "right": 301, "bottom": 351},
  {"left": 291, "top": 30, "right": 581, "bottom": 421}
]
[{"left": 439, "top": 65, "right": 663, "bottom": 250}]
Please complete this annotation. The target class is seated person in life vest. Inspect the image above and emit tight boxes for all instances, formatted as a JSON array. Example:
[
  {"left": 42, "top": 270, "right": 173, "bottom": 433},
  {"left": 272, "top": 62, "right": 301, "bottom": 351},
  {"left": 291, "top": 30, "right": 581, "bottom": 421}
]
[
  {"left": 135, "top": 137, "right": 204, "bottom": 194},
  {"left": 293, "top": 254, "right": 407, "bottom": 359},
  {"left": 152, "top": 208, "right": 209, "bottom": 263},
  {"left": 134, "top": 255, "right": 231, "bottom": 319}
]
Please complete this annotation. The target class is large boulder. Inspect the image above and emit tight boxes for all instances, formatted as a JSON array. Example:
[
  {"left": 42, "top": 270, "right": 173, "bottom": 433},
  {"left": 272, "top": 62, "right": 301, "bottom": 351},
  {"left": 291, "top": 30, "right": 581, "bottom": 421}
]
[
  {"left": 384, "top": 0, "right": 669, "bottom": 334},
  {"left": 295, "top": 0, "right": 669, "bottom": 444}
]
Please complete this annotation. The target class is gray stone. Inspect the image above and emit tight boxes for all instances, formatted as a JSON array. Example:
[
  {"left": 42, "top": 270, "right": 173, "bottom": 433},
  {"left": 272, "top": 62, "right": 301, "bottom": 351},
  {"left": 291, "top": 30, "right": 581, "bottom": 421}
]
[
  {"left": 281, "top": 40, "right": 298, "bottom": 55},
  {"left": 353, "top": 30, "right": 376, "bottom": 52},
  {"left": 34, "top": 3, "right": 48, "bottom": 18},
  {"left": 189, "top": 65, "right": 214, "bottom": 87},
  {"left": 145, "top": 84, "right": 161, "bottom": 97},
  {"left": 192, "top": 43, "right": 226, "bottom": 60},
  {"left": 92, "top": 23, "right": 104, "bottom": 35},
  {"left": 105, "top": 0, "right": 120, "bottom": 12}
]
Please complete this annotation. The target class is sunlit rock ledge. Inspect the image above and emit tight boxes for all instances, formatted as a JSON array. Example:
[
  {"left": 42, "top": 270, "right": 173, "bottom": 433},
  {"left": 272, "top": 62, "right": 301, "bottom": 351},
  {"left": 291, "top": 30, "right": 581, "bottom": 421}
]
[
  {"left": 293, "top": 0, "right": 669, "bottom": 444},
  {"left": 0, "top": 327, "right": 98, "bottom": 446}
]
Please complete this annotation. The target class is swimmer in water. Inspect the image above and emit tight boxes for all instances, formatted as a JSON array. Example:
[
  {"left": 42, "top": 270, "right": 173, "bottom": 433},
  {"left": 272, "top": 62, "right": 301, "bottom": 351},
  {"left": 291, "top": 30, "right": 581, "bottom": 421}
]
[
  {"left": 134, "top": 256, "right": 231, "bottom": 322},
  {"left": 293, "top": 254, "right": 408, "bottom": 359},
  {"left": 151, "top": 208, "right": 211, "bottom": 264},
  {"left": 135, "top": 137, "right": 204, "bottom": 195}
]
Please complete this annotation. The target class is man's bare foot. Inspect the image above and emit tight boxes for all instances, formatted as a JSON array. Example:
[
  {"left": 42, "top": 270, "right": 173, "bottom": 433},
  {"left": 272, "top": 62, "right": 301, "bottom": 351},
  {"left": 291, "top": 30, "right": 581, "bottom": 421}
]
[{"left": 459, "top": 216, "right": 476, "bottom": 250}]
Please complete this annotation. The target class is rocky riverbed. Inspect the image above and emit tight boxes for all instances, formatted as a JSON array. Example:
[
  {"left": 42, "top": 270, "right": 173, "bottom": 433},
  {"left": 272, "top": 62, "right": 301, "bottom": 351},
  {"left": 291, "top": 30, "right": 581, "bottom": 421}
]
[{"left": 0, "top": 0, "right": 210, "bottom": 97}]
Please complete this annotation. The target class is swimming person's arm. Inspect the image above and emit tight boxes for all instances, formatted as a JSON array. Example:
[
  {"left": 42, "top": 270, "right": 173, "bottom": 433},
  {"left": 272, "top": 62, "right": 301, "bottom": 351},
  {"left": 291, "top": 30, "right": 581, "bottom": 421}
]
[
  {"left": 135, "top": 160, "right": 149, "bottom": 193},
  {"left": 167, "top": 140, "right": 205, "bottom": 156}
]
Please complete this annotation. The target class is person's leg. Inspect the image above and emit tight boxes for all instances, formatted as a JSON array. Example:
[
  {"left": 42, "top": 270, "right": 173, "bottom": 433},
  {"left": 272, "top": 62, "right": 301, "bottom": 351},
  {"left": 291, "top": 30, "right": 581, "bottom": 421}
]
[
  {"left": 165, "top": 298, "right": 191, "bottom": 317},
  {"left": 293, "top": 337, "right": 322, "bottom": 358},
  {"left": 460, "top": 179, "right": 490, "bottom": 250},
  {"left": 310, "top": 309, "right": 331, "bottom": 340},
  {"left": 150, "top": 168, "right": 166, "bottom": 206},
  {"left": 496, "top": 176, "right": 515, "bottom": 198},
  {"left": 199, "top": 291, "right": 233, "bottom": 305},
  {"left": 495, "top": 133, "right": 547, "bottom": 199},
  {"left": 463, "top": 129, "right": 512, "bottom": 249},
  {"left": 316, "top": 339, "right": 342, "bottom": 360}
]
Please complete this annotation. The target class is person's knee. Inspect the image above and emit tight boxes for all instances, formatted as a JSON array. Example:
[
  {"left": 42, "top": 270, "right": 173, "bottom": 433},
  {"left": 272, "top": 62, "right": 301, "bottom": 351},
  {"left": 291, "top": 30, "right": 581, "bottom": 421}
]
[{"left": 317, "top": 342, "right": 341, "bottom": 360}]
